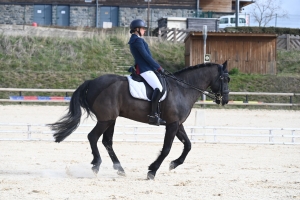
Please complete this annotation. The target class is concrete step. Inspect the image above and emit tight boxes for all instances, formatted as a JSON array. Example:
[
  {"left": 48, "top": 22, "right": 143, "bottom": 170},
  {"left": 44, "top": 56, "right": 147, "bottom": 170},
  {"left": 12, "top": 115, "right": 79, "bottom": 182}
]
[
  {"left": 115, "top": 70, "right": 126, "bottom": 72},
  {"left": 115, "top": 66, "right": 131, "bottom": 69},
  {"left": 113, "top": 62, "right": 128, "bottom": 65},
  {"left": 110, "top": 41, "right": 129, "bottom": 70},
  {"left": 113, "top": 60, "right": 130, "bottom": 62}
]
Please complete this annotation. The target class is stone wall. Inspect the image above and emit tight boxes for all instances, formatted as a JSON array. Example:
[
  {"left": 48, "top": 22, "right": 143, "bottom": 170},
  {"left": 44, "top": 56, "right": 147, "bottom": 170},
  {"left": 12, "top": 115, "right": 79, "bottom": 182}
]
[
  {"left": 0, "top": 4, "right": 96, "bottom": 27},
  {"left": 0, "top": 4, "right": 222, "bottom": 28},
  {"left": 0, "top": 5, "right": 33, "bottom": 25},
  {"left": 52, "top": 5, "right": 96, "bottom": 26},
  {"left": 119, "top": 7, "right": 197, "bottom": 29},
  {"left": 52, "top": 6, "right": 57, "bottom": 25},
  {"left": 70, "top": 6, "right": 96, "bottom": 27}
]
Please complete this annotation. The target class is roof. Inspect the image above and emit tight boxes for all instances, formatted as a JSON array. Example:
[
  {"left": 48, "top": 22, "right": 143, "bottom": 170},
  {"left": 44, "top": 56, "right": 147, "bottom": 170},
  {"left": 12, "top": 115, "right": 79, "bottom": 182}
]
[
  {"left": 158, "top": 17, "right": 187, "bottom": 21},
  {"left": 233, "top": 0, "right": 255, "bottom": 7},
  {"left": 184, "top": 31, "right": 277, "bottom": 42}
]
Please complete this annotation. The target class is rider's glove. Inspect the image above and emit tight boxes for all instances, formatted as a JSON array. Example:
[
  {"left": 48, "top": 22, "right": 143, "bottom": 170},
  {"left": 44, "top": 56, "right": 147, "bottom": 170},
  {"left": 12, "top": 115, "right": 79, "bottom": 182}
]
[{"left": 157, "top": 67, "right": 165, "bottom": 74}]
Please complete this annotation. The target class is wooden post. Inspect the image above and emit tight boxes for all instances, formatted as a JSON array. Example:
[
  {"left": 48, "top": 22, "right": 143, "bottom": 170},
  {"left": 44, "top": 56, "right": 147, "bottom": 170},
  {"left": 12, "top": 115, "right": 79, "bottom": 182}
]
[
  {"left": 158, "top": 28, "right": 161, "bottom": 42},
  {"left": 23, "top": 5, "right": 26, "bottom": 30},
  {"left": 163, "top": 28, "right": 168, "bottom": 40},
  {"left": 147, "top": 0, "right": 150, "bottom": 36},
  {"left": 203, "top": 25, "right": 207, "bottom": 63},
  {"left": 287, "top": 34, "right": 290, "bottom": 50},
  {"left": 173, "top": 28, "right": 177, "bottom": 43}
]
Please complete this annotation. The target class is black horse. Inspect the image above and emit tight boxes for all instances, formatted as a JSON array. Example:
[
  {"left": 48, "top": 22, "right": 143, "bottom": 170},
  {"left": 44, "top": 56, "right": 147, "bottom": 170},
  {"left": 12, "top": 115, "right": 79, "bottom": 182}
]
[{"left": 49, "top": 61, "right": 230, "bottom": 179}]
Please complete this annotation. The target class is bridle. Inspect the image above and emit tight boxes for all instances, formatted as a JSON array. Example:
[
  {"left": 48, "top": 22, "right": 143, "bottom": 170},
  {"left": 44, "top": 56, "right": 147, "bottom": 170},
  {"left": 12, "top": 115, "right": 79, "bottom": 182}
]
[
  {"left": 214, "top": 65, "right": 230, "bottom": 105},
  {"left": 163, "top": 64, "right": 230, "bottom": 104}
]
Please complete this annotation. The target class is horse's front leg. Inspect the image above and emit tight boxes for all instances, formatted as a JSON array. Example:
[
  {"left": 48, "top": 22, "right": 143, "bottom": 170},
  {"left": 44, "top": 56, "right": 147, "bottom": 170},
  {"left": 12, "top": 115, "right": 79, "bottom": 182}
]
[
  {"left": 147, "top": 121, "right": 178, "bottom": 180},
  {"left": 169, "top": 124, "right": 191, "bottom": 170}
]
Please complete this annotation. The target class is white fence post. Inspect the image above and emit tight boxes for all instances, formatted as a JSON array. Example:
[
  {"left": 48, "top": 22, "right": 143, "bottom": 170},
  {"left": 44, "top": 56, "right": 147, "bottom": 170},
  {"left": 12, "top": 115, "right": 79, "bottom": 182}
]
[
  {"left": 269, "top": 130, "right": 274, "bottom": 143},
  {"left": 190, "top": 128, "right": 194, "bottom": 141},
  {"left": 133, "top": 127, "right": 138, "bottom": 142},
  {"left": 213, "top": 128, "right": 217, "bottom": 142},
  {"left": 27, "top": 124, "right": 31, "bottom": 140}
]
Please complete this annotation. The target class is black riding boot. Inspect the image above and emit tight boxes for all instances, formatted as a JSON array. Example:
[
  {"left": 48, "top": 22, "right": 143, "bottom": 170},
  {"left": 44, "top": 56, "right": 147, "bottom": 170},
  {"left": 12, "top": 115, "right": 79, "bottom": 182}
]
[{"left": 148, "top": 88, "right": 166, "bottom": 126}]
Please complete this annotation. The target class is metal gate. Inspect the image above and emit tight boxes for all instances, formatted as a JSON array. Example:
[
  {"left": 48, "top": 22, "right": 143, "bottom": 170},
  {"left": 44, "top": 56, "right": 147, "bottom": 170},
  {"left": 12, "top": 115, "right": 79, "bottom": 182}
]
[
  {"left": 56, "top": 5, "right": 70, "bottom": 26},
  {"left": 99, "top": 6, "right": 119, "bottom": 28},
  {"left": 33, "top": 5, "right": 52, "bottom": 26}
]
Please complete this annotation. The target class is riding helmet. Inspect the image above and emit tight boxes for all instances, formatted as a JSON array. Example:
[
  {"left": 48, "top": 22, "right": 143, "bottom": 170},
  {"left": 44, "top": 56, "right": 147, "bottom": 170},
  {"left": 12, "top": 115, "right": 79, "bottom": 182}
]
[{"left": 130, "top": 19, "right": 147, "bottom": 30}]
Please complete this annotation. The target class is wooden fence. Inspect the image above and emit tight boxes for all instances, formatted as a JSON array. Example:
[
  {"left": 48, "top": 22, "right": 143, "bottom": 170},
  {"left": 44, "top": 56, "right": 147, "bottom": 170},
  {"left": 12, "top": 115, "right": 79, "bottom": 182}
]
[
  {"left": 158, "top": 28, "right": 190, "bottom": 42},
  {"left": 277, "top": 34, "right": 300, "bottom": 50},
  {"left": 158, "top": 28, "right": 300, "bottom": 51},
  {"left": 0, "top": 88, "right": 299, "bottom": 107}
]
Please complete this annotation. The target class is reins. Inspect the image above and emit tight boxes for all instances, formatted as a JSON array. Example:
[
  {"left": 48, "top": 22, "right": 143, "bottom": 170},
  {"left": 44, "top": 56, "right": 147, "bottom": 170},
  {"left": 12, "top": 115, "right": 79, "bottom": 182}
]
[{"left": 162, "top": 70, "right": 219, "bottom": 101}]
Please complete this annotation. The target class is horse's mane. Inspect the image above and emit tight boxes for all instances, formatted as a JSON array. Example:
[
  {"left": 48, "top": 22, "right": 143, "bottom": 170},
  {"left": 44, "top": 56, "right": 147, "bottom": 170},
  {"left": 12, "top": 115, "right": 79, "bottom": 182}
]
[{"left": 173, "top": 63, "right": 219, "bottom": 75}]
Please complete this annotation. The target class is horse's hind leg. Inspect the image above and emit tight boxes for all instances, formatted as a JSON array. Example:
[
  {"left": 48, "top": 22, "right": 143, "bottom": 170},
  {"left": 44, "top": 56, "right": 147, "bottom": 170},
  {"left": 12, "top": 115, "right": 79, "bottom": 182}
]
[
  {"left": 169, "top": 124, "right": 191, "bottom": 170},
  {"left": 102, "top": 120, "right": 126, "bottom": 176},
  {"left": 87, "top": 120, "right": 113, "bottom": 174},
  {"left": 147, "top": 121, "right": 179, "bottom": 180}
]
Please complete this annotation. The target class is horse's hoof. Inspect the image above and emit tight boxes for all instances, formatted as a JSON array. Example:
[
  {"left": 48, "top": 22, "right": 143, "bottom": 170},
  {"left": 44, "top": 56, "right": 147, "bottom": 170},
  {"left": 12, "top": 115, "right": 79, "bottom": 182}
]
[
  {"left": 91, "top": 165, "right": 99, "bottom": 175},
  {"left": 117, "top": 170, "right": 126, "bottom": 176},
  {"left": 147, "top": 171, "right": 156, "bottom": 180},
  {"left": 169, "top": 161, "right": 176, "bottom": 171}
]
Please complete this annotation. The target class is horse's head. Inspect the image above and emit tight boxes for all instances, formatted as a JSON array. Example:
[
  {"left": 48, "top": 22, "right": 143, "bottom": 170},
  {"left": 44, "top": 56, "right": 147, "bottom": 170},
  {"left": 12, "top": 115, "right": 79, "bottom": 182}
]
[{"left": 210, "top": 61, "right": 230, "bottom": 106}]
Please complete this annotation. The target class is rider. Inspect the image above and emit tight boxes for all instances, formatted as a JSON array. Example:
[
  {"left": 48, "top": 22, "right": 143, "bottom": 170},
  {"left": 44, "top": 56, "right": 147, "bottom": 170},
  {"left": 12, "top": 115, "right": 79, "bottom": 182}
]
[{"left": 128, "top": 19, "right": 166, "bottom": 126}]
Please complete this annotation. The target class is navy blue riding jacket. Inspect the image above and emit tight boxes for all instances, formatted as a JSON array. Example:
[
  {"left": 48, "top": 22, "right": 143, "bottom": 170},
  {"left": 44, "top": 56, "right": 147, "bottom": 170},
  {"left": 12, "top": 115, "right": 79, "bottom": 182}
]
[{"left": 128, "top": 34, "right": 161, "bottom": 74}]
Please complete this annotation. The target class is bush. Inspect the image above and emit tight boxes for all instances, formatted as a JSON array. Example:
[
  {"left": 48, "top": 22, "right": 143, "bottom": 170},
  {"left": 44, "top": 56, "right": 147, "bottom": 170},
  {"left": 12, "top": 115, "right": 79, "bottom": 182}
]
[{"left": 229, "top": 67, "right": 239, "bottom": 75}]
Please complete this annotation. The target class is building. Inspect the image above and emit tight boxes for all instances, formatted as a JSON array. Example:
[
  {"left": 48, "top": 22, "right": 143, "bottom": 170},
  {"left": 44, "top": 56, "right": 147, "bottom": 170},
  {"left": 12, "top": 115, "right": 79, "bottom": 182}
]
[
  {"left": 0, "top": 0, "right": 254, "bottom": 28},
  {"left": 184, "top": 32, "right": 277, "bottom": 74}
]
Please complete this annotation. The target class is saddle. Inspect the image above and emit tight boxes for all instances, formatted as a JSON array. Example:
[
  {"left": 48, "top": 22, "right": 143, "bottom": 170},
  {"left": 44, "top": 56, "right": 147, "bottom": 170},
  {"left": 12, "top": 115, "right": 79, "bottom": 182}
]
[{"left": 127, "top": 68, "right": 167, "bottom": 102}]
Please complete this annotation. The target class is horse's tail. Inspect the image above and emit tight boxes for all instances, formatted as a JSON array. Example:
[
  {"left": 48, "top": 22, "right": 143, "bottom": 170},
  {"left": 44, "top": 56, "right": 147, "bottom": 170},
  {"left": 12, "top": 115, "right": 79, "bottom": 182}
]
[{"left": 48, "top": 80, "right": 92, "bottom": 143}]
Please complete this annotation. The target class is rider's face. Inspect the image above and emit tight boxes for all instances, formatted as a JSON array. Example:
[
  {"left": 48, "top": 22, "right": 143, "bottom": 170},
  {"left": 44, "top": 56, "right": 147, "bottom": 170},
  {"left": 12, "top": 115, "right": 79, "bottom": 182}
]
[{"left": 139, "top": 27, "right": 146, "bottom": 36}]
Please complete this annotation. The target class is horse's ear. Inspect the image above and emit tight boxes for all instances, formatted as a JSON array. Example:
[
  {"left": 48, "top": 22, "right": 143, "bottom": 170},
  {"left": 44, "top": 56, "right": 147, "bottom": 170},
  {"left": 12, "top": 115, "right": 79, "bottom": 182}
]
[{"left": 222, "top": 60, "right": 227, "bottom": 71}]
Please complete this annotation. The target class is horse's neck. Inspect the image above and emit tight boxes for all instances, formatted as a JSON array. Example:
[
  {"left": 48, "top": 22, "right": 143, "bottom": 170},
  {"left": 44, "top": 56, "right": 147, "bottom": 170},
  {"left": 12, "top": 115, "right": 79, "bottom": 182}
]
[
  {"left": 176, "top": 66, "right": 215, "bottom": 90},
  {"left": 174, "top": 66, "right": 217, "bottom": 103}
]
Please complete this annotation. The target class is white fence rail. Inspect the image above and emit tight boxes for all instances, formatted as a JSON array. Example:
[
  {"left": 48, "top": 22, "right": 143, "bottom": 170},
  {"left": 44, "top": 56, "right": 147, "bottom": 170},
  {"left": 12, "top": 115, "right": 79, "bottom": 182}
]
[
  {"left": 0, "top": 123, "right": 299, "bottom": 145},
  {"left": 0, "top": 88, "right": 299, "bottom": 107}
]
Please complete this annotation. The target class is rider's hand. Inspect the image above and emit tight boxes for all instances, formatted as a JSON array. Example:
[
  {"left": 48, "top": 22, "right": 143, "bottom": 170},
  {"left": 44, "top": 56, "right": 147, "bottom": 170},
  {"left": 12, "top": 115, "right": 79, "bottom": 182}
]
[{"left": 158, "top": 67, "right": 165, "bottom": 74}]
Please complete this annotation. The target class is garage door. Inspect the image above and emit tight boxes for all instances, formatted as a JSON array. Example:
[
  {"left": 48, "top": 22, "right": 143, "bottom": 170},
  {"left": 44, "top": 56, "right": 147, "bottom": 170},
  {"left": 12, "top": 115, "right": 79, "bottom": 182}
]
[
  {"left": 33, "top": 5, "right": 52, "bottom": 26},
  {"left": 57, "top": 5, "right": 70, "bottom": 26},
  {"left": 100, "top": 6, "right": 119, "bottom": 28}
]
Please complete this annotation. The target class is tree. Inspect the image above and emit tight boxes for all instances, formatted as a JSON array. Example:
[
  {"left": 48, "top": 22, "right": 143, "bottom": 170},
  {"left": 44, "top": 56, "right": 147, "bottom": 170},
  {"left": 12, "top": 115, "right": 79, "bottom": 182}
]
[{"left": 250, "top": 0, "right": 288, "bottom": 27}]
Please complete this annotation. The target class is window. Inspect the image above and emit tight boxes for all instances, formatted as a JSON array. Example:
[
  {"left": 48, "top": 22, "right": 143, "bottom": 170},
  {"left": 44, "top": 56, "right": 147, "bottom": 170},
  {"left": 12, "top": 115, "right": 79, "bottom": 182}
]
[
  {"left": 230, "top": 18, "right": 246, "bottom": 24},
  {"left": 219, "top": 18, "right": 228, "bottom": 24},
  {"left": 239, "top": 18, "right": 246, "bottom": 23}
]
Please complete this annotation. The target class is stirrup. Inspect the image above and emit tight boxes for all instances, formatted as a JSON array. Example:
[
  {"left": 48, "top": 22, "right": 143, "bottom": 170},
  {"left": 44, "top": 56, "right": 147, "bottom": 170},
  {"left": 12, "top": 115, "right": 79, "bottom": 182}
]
[{"left": 148, "top": 114, "right": 166, "bottom": 126}]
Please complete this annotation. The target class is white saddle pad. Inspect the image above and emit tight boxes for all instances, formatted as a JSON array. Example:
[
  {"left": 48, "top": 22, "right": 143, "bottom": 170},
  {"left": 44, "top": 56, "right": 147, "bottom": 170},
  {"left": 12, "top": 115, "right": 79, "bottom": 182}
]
[{"left": 127, "top": 75, "right": 167, "bottom": 102}]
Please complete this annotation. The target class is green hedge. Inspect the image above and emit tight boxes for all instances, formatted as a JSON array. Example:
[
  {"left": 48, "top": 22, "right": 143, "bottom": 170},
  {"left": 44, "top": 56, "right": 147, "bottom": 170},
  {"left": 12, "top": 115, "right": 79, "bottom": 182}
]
[{"left": 225, "top": 27, "right": 300, "bottom": 35}]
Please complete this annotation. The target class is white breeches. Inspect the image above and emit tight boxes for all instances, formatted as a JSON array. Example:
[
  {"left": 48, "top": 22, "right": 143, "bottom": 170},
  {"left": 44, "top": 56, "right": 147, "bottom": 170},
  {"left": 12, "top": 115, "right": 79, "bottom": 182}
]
[{"left": 140, "top": 71, "right": 163, "bottom": 92}]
